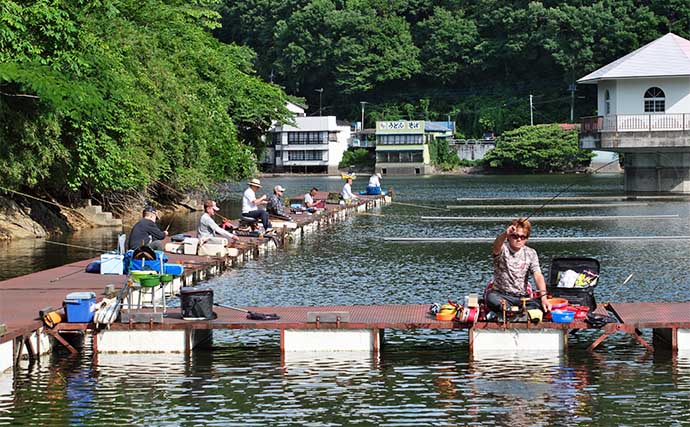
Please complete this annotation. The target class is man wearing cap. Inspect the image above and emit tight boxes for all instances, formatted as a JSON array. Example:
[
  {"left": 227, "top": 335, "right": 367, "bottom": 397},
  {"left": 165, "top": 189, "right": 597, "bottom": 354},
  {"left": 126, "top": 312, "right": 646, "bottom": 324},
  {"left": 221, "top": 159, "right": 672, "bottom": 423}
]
[
  {"left": 266, "top": 185, "right": 291, "bottom": 221},
  {"left": 127, "top": 206, "right": 168, "bottom": 251},
  {"left": 366, "top": 172, "right": 383, "bottom": 195},
  {"left": 198, "top": 200, "right": 238, "bottom": 243},
  {"left": 242, "top": 178, "right": 273, "bottom": 233}
]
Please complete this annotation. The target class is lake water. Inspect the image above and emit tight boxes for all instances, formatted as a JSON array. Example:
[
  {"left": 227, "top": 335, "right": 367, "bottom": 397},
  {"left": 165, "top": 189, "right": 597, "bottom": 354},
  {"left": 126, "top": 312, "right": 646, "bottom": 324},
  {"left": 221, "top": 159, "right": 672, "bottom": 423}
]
[{"left": 2, "top": 174, "right": 690, "bottom": 426}]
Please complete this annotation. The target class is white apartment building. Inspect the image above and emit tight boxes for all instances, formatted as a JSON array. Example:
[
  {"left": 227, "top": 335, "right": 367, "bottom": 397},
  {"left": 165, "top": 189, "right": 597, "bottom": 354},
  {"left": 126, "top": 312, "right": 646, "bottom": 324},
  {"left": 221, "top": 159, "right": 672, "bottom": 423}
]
[{"left": 266, "top": 112, "right": 351, "bottom": 174}]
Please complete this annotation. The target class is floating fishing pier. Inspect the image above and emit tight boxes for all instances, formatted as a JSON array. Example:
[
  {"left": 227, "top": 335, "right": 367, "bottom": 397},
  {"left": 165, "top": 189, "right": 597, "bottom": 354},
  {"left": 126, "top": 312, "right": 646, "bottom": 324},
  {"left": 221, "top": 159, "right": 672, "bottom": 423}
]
[{"left": 2, "top": 192, "right": 690, "bottom": 377}]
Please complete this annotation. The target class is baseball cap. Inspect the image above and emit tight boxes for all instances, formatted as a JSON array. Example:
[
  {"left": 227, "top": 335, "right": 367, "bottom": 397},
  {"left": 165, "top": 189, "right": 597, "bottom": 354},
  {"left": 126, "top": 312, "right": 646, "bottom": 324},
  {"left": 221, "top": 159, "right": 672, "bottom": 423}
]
[
  {"left": 143, "top": 205, "right": 158, "bottom": 217},
  {"left": 275, "top": 185, "right": 286, "bottom": 192}
]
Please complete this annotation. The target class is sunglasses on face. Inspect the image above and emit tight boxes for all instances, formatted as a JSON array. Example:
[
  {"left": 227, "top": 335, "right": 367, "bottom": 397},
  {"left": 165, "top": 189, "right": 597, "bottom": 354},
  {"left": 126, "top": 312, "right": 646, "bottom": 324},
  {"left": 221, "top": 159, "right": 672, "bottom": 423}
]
[{"left": 509, "top": 233, "right": 528, "bottom": 241}]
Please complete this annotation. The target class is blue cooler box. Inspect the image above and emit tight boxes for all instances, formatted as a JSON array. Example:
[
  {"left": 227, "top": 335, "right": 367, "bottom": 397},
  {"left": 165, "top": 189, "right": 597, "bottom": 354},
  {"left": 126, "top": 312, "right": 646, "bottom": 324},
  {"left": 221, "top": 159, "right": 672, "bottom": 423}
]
[{"left": 64, "top": 292, "right": 96, "bottom": 323}]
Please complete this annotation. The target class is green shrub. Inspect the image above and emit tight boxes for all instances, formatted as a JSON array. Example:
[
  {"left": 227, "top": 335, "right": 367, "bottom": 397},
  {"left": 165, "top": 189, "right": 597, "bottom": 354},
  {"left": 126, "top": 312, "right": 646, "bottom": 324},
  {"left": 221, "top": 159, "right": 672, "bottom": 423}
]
[
  {"left": 482, "top": 124, "right": 593, "bottom": 172},
  {"left": 339, "top": 149, "right": 374, "bottom": 169}
]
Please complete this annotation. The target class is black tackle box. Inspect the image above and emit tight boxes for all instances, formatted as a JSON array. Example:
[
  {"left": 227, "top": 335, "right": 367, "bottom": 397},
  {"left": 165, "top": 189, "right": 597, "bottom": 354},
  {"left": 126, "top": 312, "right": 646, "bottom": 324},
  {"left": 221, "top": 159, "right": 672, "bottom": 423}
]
[{"left": 546, "top": 257, "right": 600, "bottom": 310}]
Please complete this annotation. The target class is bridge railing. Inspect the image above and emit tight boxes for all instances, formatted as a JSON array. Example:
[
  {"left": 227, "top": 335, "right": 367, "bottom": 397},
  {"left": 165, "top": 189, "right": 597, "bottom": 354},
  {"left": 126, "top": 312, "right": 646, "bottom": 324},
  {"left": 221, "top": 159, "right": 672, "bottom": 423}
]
[{"left": 581, "top": 114, "right": 690, "bottom": 132}]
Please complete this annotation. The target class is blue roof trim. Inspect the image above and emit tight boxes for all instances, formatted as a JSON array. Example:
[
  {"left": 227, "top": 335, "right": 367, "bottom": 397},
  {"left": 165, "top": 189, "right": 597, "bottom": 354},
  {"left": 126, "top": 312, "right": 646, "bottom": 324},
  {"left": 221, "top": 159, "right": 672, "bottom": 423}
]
[{"left": 424, "top": 121, "right": 455, "bottom": 132}]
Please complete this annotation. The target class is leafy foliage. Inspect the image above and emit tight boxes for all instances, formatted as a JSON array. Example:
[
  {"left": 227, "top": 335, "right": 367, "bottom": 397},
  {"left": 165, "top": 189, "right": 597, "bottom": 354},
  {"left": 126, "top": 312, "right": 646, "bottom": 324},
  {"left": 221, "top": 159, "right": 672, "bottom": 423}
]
[
  {"left": 339, "top": 148, "right": 375, "bottom": 169},
  {"left": 217, "top": 0, "right": 685, "bottom": 136},
  {"left": 429, "top": 138, "right": 459, "bottom": 170},
  {"left": 482, "top": 124, "right": 593, "bottom": 172},
  {"left": 0, "top": 0, "right": 289, "bottom": 198}
]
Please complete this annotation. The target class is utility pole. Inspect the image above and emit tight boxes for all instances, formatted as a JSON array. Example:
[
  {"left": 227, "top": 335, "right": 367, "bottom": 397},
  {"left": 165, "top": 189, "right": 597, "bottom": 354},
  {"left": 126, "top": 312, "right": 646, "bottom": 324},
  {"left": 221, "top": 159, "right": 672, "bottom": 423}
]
[
  {"left": 568, "top": 83, "right": 577, "bottom": 123},
  {"left": 529, "top": 94, "right": 534, "bottom": 126},
  {"left": 315, "top": 88, "right": 324, "bottom": 116},
  {"left": 360, "top": 101, "right": 368, "bottom": 131}
]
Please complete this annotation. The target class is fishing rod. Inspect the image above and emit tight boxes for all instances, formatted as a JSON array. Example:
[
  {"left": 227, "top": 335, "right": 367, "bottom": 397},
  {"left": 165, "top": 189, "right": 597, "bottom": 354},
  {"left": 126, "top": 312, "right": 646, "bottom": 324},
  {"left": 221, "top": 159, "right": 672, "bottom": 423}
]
[
  {"left": 520, "top": 158, "right": 621, "bottom": 223},
  {"left": 391, "top": 201, "right": 448, "bottom": 211},
  {"left": 607, "top": 273, "right": 634, "bottom": 303},
  {"left": 0, "top": 185, "right": 88, "bottom": 217},
  {"left": 44, "top": 240, "right": 112, "bottom": 252},
  {"left": 154, "top": 180, "right": 200, "bottom": 211},
  {"left": 164, "top": 211, "right": 176, "bottom": 232}
]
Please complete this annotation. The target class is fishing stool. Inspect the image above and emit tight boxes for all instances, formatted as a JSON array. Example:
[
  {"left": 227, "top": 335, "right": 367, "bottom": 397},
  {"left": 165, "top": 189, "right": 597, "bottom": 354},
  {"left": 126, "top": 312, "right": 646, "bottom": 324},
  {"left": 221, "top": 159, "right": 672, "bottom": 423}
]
[
  {"left": 126, "top": 281, "right": 167, "bottom": 315},
  {"left": 239, "top": 216, "right": 259, "bottom": 231}
]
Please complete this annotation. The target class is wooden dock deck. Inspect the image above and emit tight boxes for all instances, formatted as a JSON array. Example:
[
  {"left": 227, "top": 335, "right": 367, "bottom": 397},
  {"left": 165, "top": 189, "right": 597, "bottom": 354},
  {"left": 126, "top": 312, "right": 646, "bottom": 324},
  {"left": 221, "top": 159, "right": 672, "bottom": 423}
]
[
  {"left": 0, "top": 195, "right": 388, "bottom": 364},
  {"left": 2, "top": 191, "right": 690, "bottom": 370}
]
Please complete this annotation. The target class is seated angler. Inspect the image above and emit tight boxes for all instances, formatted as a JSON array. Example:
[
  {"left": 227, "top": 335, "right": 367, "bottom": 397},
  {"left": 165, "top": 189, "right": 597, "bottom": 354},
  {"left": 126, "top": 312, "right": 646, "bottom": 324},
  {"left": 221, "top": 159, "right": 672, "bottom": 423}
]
[
  {"left": 242, "top": 178, "right": 273, "bottom": 233},
  {"left": 365, "top": 172, "right": 383, "bottom": 195},
  {"left": 266, "top": 185, "right": 292, "bottom": 221},
  {"left": 303, "top": 187, "right": 323, "bottom": 213},
  {"left": 341, "top": 177, "right": 358, "bottom": 203},
  {"left": 485, "top": 218, "right": 552, "bottom": 315},
  {"left": 198, "top": 200, "right": 239, "bottom": 245},
  {"left": 126, "top": 206, "right": 168, "bottom": 251}
]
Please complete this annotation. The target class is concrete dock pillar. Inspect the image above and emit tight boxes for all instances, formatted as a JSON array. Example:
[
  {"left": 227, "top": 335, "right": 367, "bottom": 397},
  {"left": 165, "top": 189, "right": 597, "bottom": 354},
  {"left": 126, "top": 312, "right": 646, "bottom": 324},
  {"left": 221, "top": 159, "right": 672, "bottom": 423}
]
[
  {"left": 281, "top": 329, "right": 382, "bottom": 352},
  {"left": 95, "top": 329, "right": 212, "bottom": 353},
  {"left": 470, "top": 328, "right": 567, "bottom": 355}
]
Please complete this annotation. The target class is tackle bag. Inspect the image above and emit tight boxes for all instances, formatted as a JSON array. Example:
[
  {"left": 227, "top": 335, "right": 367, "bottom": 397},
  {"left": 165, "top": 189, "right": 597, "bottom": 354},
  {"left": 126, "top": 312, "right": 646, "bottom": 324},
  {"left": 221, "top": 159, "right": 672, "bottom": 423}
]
[
  {"left": 547, "top": 257, "right": 600, "bottom": 310},
  {"left": 180, "top": 287, "right": 214, "bottom": 320}
]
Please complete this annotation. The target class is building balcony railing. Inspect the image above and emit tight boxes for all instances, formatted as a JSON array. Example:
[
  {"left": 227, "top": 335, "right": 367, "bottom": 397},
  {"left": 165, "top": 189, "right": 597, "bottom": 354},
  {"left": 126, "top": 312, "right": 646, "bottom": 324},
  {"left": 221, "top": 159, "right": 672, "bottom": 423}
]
[{"left": 581, "top": 114, "right": 690, "bottom": 133}]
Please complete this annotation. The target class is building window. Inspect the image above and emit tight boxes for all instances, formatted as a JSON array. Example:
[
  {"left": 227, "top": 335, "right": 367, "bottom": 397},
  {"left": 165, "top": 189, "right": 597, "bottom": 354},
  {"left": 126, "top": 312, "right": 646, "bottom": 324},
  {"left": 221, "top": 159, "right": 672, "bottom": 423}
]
[
  {"left": 644, "top": 87, "right": 665, "bottom": 113},
  {"left": 605, "top": 90, "right": 610, "bottom": 115},
  {"left": 288, "top": 150, "right": 324, "bottom": 161},
  {"left": 287, "top": 132, "right": 328, "bottom": 144},
  {"left": 376, "top": 150, "right": 423, "bottom": 163},
  {"left": 376, "top": 134, "right": 424, "bottom": 145}
]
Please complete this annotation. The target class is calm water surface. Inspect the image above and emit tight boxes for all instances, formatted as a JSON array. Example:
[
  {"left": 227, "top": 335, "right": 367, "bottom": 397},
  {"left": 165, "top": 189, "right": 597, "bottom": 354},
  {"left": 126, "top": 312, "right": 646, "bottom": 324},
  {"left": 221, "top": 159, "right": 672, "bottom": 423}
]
[{"left": 2, "top": 174, "right": 690, "bottom": 426}]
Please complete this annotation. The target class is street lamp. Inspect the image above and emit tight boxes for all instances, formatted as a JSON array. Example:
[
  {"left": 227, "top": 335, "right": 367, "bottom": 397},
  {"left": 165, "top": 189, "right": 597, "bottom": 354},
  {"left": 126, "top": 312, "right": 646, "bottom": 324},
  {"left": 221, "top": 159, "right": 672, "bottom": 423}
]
[{"left": 315, "top": 88, "right": 324, "bottom": 116}]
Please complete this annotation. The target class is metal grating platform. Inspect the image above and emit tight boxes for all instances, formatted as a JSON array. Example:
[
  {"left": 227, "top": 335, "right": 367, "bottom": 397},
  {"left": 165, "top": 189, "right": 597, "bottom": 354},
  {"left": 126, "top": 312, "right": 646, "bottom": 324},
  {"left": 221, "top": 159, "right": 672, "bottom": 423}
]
[{"left": 608, "top": 302, "right": 690, "bottom": 328}]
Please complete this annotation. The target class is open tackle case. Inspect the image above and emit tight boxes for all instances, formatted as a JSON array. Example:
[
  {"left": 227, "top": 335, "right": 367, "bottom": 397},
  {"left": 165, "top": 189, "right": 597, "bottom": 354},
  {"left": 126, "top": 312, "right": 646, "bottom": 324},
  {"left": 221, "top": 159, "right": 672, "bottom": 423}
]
[{"left": 546, "top": 257, "right": 600, "bottom": 310}]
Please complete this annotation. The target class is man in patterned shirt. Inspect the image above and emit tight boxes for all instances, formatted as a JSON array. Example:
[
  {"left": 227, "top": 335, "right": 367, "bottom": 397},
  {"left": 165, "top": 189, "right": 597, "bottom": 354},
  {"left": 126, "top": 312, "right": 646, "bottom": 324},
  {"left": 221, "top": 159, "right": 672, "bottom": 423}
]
[{"left": 486, "top": 218, "right": 552, "bottom": 313}]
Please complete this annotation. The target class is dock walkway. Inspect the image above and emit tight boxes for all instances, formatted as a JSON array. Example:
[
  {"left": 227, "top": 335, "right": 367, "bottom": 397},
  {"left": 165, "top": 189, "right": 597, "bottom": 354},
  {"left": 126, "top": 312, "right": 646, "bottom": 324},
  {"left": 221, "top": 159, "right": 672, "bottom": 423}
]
[{"left": 0, "top": 194, "right": 388, "bottom": 368}]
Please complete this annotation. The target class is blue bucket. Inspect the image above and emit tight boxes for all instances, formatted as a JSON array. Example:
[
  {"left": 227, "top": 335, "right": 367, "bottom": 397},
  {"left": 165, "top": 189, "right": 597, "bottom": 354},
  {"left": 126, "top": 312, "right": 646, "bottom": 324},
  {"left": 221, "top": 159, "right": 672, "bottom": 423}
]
[{"left": 551, "top": 309, "right": 575, "bottom": 323}]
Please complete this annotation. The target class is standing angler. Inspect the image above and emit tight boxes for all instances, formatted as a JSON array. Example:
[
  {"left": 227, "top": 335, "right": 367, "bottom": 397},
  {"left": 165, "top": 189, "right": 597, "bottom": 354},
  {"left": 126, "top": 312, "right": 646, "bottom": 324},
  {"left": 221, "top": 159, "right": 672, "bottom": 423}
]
[{"left": 486, "top": 218, "right": 552, "bottom": 315}]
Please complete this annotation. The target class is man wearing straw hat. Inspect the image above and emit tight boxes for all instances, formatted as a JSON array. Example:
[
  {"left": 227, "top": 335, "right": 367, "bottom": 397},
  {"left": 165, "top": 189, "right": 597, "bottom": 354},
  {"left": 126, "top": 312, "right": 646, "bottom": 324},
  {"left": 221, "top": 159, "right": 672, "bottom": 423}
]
[{"left": 242, "top": 178, "right": 273, "bottom": 233}]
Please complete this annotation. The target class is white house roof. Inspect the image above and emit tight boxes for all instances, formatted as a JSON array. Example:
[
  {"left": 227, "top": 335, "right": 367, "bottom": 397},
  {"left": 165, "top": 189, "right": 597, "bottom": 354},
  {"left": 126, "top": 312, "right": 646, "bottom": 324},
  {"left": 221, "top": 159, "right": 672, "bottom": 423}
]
[{"left": 578, "top": 33, "right": 690, "bottom": 84}]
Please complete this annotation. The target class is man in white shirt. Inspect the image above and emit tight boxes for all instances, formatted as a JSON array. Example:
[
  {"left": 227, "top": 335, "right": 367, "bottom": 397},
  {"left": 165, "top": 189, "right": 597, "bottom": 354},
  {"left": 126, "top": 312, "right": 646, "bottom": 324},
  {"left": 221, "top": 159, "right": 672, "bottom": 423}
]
[
  {"left": 341, "top": 177, "right": 358, "bottom": 202},
  {"left": 303, "top": 187, "right": 323, "bottom": 212},
  {"left": 242, "top": 178, "right": 272, "bottom": 233}
]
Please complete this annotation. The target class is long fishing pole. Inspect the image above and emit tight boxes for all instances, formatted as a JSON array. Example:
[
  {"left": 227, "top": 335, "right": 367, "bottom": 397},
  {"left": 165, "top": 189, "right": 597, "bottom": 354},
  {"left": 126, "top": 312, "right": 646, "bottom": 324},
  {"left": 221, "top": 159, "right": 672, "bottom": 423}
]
[
  {"left": 44, "top": 240, "right": 112, "bottom": 252},
  {"left": 391, "top": 201, "right": 448, "bottom": 211},
  {"left": 0, "top": 185, "right": 88, "bottom": 217},
  {"left": 164, "top": 212, "right": 176, "bottom": 232},
  {"left": 154, "top": 180, "right": 200, "bottom": 211},
  {"left": 520, "top": 158, "right": 621, "bottom": 223}
]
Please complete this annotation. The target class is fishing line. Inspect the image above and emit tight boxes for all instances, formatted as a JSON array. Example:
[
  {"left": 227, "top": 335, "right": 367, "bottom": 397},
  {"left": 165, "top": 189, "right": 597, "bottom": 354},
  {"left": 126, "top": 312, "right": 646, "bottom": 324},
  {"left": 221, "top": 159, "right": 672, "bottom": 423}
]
[
  {"left": 391, "top": 201, "right": 448, "bottom": 211},
  {"left": 0, "top": 185, "right": 85, "bottom": 216},
  {"left": 44, "top": 240, "right": 112, "bottom": 252},
  {"left": 520, "top": 158, "right": 621, "bottom": 223}
]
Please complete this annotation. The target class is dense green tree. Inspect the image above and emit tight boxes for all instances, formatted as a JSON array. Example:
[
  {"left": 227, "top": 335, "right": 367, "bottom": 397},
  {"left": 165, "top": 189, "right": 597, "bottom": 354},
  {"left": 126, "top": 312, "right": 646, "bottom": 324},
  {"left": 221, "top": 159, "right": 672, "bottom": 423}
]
[
  {"left": 217, "top": 0, "right": 687, "bottom": 138},
  {"left": 0, "top": 0, "right": 289, "bottom": 200},
  {"left": 482, "top": 124, "right": 593, "bottom": 172}
]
